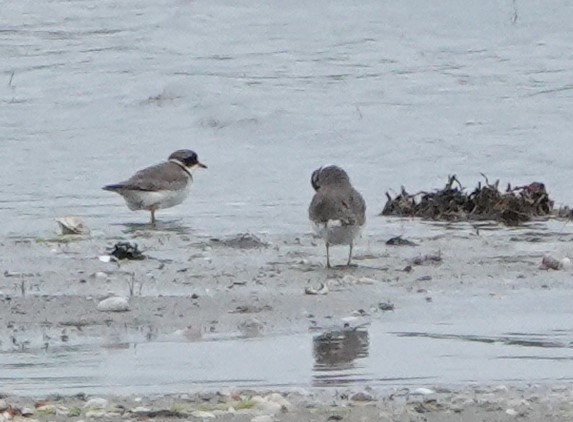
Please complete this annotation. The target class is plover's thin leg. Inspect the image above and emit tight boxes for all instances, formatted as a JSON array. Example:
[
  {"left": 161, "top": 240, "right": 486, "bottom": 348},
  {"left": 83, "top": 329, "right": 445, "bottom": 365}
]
[
  {"left": 150, "top": 209, "right": 156, "bottom": 224},
  {"left": 347, "top": 242, "right": 353, "bottom": 266},
  {"left": 326, "top": 243, "right": 331, "bottom": 268}
]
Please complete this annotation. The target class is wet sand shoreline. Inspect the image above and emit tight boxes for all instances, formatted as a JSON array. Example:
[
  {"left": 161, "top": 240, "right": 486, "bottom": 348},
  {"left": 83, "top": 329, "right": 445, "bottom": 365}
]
[{"left": 2, "top": 218, "right": 573, "bottom": 420}]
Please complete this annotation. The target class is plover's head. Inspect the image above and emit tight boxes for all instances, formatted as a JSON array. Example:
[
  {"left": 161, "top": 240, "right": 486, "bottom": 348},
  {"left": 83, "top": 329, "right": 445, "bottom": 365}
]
[
  {"left": 169, "top": 149, "right": 207, "bottom": 169},
  {"left": 311, "top": 165, "right": 350, "bottom": 191}
]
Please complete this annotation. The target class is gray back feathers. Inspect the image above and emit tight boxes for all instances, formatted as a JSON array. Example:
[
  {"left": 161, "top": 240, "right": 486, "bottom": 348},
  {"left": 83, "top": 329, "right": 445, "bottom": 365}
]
[
  {"left": 309, "top": 166, "right": 366, "bottom": 226},
  {"left": 103, "top": 161, "right": 191, "bottom": 192}
]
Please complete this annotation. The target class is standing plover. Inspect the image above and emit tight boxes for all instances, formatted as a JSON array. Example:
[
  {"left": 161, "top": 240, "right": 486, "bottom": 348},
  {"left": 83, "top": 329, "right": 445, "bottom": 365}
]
[
  {"left": 308, "top": 165, "right": 366, "bottom": 268},
  {"left": 103, "top": 149, "right": 207, "bottom": 224}
]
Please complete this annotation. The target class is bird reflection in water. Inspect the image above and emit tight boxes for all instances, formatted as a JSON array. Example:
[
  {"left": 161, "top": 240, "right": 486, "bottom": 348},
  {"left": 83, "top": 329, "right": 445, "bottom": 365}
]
[{"left": 313, "top": 328, "right": 369, "bottom": 373}]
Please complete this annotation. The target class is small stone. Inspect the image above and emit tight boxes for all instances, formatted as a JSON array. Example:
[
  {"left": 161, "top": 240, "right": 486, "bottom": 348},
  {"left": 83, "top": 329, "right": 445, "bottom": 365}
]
[
  {"left": 378, "top": 302, "right": 395, "bottom": 311},
  {"left": 84, "top": 410, "right": 106, "bottom": 418},
  {"left": 266, "top": 393, "right": 291, "bottom": 410},
  {"left": 0, "top": 400, "right": 7, "bottom": 411},
  {"left": 358, "top": 277, "right": 377, "bottom": 284},
  {"left": 131, "top": 407, "right": 151, "bottom": 413},
  {"left": 20, "top": 408, "right": 34, "bottom": 417},
  {"left": 83, "top": 398, "right": 108, "bottom": 409},
  {"left": 252, "top": 396, "right": 282, "bottom": 414},
  {"left": 506, "top": 408, "right": 518, "bottom": 416},
  {"left": 411, "top": 388, "right": 435, "bottom": 395},
  {"left": 97, "top": 297, "right": 130, "bottom": 312},
  {"left": 190, "top": 410, "right": 215, "bottom": 418},
  {"left": 350, "top": 391, "right": 374, "bottom": 402},
  {"left": 35, "top": 404, "right": 57, "bottom": 415}
]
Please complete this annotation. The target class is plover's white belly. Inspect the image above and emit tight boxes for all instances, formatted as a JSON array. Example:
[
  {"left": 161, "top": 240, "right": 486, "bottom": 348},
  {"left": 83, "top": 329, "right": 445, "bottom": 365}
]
[
  {"left": 312, "top": 220, "right": 363, "bottom": 245},
  {"left": 122, "top": 184, "right": 191, "bottom": 211}
]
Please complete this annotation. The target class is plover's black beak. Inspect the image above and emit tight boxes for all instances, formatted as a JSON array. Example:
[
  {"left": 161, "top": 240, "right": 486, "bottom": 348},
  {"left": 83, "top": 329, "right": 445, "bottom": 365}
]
[{"left": 196, "top": 162, "right": 207, "bottom": 169}]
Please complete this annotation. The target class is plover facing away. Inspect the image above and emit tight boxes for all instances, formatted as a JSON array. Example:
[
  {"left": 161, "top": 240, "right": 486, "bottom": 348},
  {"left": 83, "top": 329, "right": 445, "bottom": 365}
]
[
  {"left": 103, "top": 149, "right": 207, "bottom": 224},
  {"left": 308, "top": 165, "right": 366, "bottom": 268}
]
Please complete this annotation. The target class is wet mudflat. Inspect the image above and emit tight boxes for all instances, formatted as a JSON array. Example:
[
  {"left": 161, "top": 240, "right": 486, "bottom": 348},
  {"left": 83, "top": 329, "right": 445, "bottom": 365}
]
[{"left": 1, "top": 218, "right": 573, "bottom": 411}]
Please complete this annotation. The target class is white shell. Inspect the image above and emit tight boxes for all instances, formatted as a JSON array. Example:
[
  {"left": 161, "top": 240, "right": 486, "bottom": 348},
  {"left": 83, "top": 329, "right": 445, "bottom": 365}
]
[
  {"left": 304, "top": 283, "right": 328, "bottom": 295},
  {"left": 97, "top": 297, "right": 130, "bottom": 312},
  {"left": 55, "top": 216, "right": 90, "bottom": 235}
]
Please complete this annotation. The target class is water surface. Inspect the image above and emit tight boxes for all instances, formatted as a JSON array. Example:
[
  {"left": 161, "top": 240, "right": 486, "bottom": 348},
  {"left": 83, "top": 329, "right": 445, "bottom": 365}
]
[{"left": 2, "top": 0, "right": 573, "bottom": 237}]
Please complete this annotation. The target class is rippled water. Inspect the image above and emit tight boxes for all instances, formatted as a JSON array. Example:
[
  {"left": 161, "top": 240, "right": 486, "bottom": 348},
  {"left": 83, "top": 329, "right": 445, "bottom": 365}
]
[
  {"left": 3, "top": 289, "right": 573, "bottom": 396},
  {"left": 2, "top": 0, "right": 573, "bottom": 237}
]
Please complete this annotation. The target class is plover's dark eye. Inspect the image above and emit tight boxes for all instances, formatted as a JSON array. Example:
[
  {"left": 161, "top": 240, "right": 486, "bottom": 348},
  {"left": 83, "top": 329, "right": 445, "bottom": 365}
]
[{"left": 184, "top": 153, "right": 198, "bottom": 166}]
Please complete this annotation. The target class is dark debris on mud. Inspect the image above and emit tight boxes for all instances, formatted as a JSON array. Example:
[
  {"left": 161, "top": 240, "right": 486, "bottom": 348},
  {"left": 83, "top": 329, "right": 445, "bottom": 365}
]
[{"left": 381, "top": 175, "right": 555, "bottom": 226}]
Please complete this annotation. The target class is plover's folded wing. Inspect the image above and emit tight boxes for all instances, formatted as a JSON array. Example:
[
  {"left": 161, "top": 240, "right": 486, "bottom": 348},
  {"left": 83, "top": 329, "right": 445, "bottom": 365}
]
[
  {"left": 309, "top": 189, "right": 357, "bottom": 225},
  {"left": 103, "top": 162, "right": 189, "bottom": 192}
]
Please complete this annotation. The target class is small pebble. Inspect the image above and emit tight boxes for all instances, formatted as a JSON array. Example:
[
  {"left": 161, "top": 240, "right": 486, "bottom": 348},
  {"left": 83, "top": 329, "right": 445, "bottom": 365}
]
[
  {"left": 190, "top": 410, "right": 215, "bottom": 418},
  {"left": 97, "top": 297, "right": 130, "bottom": 312},
  {"left": 506, "top": 408, "right": 518, "bottom": 416},
  {"left": 83, "top": 398, "right": 108, "bottom": 409},
  {"left": 350, "top": 391, "right": 374, "bottom": 402},
  {"left": 411, "top": 388, "right": 435, "bottom": 395}
]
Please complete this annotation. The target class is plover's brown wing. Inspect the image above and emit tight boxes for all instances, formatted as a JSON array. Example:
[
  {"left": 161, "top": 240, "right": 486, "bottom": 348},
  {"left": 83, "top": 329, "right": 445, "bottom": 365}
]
[
  {"left": 349, "top": 187, "right": 366, "bottom": 226},
  {"left": 103, "top": 162, "right": 189, "bottom": 192},
  {"left": 309, "top": 188, "right": 358, "bottom": 225}
]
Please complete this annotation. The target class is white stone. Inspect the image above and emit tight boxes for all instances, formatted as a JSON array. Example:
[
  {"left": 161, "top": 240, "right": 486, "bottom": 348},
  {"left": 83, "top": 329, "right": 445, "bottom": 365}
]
[
  {"left": 251, "top": 396, "right": 282, "bottom": 415},
  {"left": 20, "top": 408, "right": 34, "bottom": 416},
  {"left": 266, "top": 393, "right": 291, "bottom": 410},
  {"left": 97, "top": 296, "right": 130, "bottom": 312},
  {"left": 506, "top": 409, "right": 518, "bottom": 416},
  {"left": 251, "top": 416, "right": 274, "bottom": 422},
  {"left": 190, "top": 410, "right": 215, "bottom": 418},
  {"left": 560, "top": 258, "right": 572, "bottom": 270},
  {"left": 411, "top": 388, "right": 435, "bottom": 395},
  {"left": 84, "top": 398, "right": 108, "bottom": 409}
]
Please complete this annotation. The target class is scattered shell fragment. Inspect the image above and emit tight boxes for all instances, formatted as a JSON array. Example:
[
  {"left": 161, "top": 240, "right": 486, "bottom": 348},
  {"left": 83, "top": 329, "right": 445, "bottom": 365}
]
[
  {"left": 357, "top": 277, "right": 377, "bottom": 284},
  {"left": 97, "top": 296, "right": 130, "bottom": 312},
  {"left": 305, "top": 283, "right": 329, "bottom": 295},
  {"left": 55, "top": 216, "right": 90, "bottom": 235},
  {"left": 540, "top": 255, "right": 570, "bottom": 270}
]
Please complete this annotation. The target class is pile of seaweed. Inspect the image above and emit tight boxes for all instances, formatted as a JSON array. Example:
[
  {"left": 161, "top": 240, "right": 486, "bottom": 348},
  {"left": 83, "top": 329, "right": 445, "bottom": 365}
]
[{"left": 381, "top": 175, "right": 554, "bottom": 226}]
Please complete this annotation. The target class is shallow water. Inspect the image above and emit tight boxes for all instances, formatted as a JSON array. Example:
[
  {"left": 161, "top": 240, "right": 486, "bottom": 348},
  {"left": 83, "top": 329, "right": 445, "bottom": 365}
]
[
  {"left": 2, "top": 0, "right": 573, "bottom": 238},
  {"left": 3, "top": 289, "right": 573, "bottom": 396}
]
